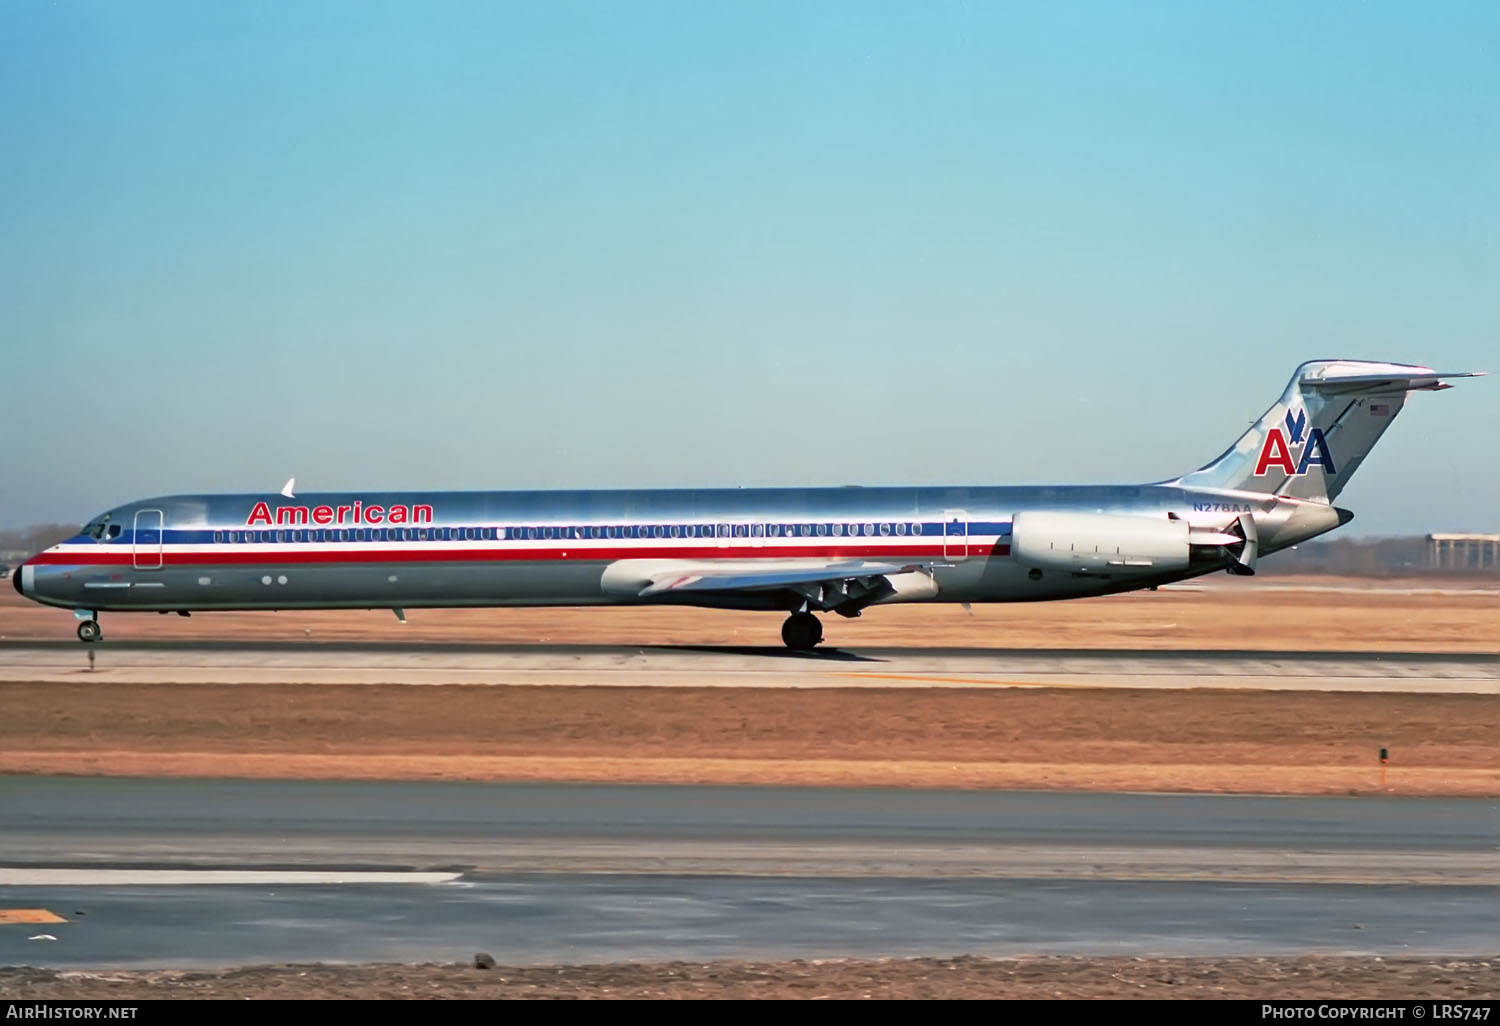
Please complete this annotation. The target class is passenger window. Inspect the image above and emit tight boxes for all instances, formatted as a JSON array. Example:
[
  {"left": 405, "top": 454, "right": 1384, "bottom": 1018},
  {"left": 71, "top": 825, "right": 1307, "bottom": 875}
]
[
  {"left": 911, "top": 523, "right": 922, "bottom": 535},
  {"left": 896, "top": 523, "right": 906, "bottom": 535},
  {"left": 815, "top": 524, "right": 827, "bottom": 536},
  {"left": 880, "top": 523, "right": 891, "bottom": 536}
]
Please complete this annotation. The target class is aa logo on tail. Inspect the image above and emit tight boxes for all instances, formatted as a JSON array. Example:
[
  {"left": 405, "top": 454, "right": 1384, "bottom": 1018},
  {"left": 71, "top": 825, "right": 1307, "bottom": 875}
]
[{"left": 1253, "top": 408, "right": 1337, "bottom": 477}]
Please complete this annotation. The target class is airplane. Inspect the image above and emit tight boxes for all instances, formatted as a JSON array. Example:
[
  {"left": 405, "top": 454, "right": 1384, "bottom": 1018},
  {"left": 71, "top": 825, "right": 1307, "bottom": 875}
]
[{"left": 13, "top": 360, "right": 1481, "bottom": 649}]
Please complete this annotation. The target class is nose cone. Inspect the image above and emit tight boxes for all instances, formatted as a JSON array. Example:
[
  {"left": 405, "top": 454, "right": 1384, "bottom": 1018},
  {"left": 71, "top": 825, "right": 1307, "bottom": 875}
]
[{"left": 11, "top": 559, "right": 24, "bottom": 597}]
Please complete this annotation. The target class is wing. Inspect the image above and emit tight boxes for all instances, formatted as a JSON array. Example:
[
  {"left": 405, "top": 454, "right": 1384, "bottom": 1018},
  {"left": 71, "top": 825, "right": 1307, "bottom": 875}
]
[{"left": 605, "top": 558, "right": 943, "bottom": 615}]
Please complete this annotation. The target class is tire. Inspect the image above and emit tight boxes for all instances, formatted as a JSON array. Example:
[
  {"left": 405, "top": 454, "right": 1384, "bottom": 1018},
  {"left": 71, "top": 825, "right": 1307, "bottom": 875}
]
[
  {"left": 77, "top": 620, "right": 102, "bottom": 643},
  {"left": 780, "top": 612, "right": 822, "bottom": 651}
]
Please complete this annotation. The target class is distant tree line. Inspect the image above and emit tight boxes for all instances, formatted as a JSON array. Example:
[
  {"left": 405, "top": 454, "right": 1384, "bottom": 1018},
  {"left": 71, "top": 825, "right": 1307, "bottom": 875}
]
[
  {"left": 1264, "top": 535, "right": 1495, "bottom": 576},
  {"left": 0, "top": 523, "right": 80, "bottom": 561}
]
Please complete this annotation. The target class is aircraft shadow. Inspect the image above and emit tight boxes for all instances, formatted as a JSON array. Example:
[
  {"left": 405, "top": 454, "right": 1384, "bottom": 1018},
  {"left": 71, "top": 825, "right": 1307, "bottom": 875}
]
[{"left": 647, "top": 644, "right": 884, "bottom": 663}]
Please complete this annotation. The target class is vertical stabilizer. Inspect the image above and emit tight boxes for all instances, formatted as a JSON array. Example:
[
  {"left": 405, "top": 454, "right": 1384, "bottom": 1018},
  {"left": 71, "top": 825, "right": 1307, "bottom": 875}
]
[{"left": 1172, "top": 360, "right": 1480, "bottom": 502}]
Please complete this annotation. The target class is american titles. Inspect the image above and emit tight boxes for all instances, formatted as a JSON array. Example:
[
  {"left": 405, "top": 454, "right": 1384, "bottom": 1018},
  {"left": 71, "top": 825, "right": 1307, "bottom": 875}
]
[{"left": 246, "top": 501, "right": 434, "bottom": 527}]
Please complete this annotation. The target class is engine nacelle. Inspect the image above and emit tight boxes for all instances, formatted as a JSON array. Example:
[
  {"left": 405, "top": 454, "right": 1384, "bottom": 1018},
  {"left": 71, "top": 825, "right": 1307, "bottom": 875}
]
[{"left": 1011, "top": 511, "right": 1190, "bottom": 573}]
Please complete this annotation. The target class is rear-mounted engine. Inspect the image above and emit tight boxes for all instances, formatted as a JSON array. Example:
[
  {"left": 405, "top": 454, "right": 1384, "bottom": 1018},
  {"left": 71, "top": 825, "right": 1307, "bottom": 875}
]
[{"left": 1011, "top": 511, "right": 1193, "bottom": 573}]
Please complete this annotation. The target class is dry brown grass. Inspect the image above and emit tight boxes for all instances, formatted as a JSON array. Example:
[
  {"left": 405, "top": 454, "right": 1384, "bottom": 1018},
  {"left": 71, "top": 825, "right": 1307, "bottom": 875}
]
[{"left": 3, "top": 681, "right": 1497, "bottom": 795}]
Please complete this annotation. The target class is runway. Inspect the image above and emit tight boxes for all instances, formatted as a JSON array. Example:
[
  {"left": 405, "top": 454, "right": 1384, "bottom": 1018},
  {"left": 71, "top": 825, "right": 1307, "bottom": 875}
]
[
  {"left": 0, "top": 640, "right": 1494, "bottom": 692},
  {"left": 2, "top": 779, "right": 1497, "bottom": 967}
]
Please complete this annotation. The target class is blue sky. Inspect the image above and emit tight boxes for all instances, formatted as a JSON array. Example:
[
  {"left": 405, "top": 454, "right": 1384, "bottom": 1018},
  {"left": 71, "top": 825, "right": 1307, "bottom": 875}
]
[{"left": 2, "top": 1, "right": 1495, "bottom": 535}]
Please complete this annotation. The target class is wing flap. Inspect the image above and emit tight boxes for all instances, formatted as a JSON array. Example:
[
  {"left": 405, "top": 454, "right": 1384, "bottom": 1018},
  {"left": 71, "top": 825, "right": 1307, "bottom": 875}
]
[{"left": 639, "top": 560, "right": 933, "bottom": 596}]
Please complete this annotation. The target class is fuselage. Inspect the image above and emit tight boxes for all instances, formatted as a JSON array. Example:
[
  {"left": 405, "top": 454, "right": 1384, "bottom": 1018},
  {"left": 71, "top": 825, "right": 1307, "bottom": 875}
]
[{"left": 15, "top": 482, "right": 1343, "bottom": 615}]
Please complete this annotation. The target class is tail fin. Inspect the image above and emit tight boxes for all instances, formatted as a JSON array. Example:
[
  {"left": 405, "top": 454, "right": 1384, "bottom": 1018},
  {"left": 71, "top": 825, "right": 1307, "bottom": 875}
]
[{"left": 1173, "top": 360, "right": 1482, "bottom": 502}]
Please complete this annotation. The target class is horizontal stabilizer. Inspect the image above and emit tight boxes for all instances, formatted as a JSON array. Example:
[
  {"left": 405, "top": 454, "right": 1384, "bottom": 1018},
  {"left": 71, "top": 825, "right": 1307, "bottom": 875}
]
[{"left": 1297, "top": 365, "right": 1484, "bottom": 395}]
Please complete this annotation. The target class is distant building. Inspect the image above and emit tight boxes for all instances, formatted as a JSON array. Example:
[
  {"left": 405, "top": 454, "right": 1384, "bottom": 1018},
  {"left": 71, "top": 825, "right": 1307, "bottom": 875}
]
[{"left": 1426, "top": 533, "right": 1500, "bottom": 570}]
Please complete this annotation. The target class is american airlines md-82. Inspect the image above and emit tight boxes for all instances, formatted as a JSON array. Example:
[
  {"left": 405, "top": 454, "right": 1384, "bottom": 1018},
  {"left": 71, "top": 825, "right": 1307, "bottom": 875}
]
[{"left": 13, "top": 361, "right": 1481, "bottom": 649}]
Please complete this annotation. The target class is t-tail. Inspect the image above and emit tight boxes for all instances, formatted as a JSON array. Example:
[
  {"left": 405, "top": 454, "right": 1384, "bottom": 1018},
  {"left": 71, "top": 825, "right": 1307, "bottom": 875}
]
[{"left": 1173, "top": 360, "right": 1483, "bottom": 502}]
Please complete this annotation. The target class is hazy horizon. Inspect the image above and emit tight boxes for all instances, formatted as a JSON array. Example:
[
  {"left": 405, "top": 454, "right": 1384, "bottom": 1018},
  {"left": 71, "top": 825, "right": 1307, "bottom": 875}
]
[{"left": 3, "top": 2, "right": 1495, "bottom": 537}]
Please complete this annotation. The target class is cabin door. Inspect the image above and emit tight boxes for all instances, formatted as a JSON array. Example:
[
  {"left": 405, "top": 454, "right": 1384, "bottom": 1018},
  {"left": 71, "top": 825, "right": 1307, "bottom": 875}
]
[
  {"left": 942, "top": 509, "right": 969, "bottom": 562},
  {"left": 133, "top": 509, "right": 164, "bottom": 570}
]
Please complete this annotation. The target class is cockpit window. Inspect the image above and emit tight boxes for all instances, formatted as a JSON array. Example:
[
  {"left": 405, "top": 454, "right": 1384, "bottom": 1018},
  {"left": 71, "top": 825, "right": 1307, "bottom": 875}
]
[{"left": 81, "top": 513, "right": 116, "bottom": 540}]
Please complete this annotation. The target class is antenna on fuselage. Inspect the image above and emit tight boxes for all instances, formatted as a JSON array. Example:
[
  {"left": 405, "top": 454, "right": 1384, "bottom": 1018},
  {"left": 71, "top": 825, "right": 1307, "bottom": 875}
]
[{"left": 281, "top": 477, "right": 296, "bottom": 498}]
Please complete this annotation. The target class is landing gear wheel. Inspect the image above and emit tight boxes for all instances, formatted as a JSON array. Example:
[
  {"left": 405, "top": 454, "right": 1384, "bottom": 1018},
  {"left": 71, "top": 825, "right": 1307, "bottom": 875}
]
[
  {"left": 781, "top": 612, "right": 823, "bottom": 652},
  {"left": 77, "top": 620, "right": 102, "bottom": 644}
]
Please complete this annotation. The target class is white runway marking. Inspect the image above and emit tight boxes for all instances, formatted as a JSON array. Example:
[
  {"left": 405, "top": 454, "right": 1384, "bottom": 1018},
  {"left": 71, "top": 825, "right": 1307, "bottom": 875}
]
[
  {"left": 1164, "top": 583, "right": 1499, "bottom": 596},
  {"left": 0, "top": 869, "right": 461, "bottom": 886},
  {"left": 0, "top": 646, "right": 1492, "bottom": 693}
]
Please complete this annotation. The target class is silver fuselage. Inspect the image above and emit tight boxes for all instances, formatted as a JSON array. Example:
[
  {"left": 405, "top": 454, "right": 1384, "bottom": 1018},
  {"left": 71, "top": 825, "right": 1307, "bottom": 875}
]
[{"left": 17, "top": 483, "right": 1343, "bottom": 614}]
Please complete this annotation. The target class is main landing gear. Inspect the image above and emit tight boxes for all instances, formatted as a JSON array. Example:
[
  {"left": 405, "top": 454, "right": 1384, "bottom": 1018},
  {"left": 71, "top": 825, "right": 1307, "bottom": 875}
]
[
  {"left": 76, "top": 619, "right": 102, "bottom": 643},
  {"left": 780, "top": 611, "right": 823, "bottom": 652}
]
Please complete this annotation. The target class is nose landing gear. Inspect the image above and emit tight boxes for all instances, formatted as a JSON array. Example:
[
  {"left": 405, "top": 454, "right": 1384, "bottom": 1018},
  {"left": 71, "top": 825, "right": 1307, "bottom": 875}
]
[
  {"left": 74, "top": 610, "right": 101, "bottom": 643},
  {"left": 780, "top": 611, "right": 823, "bottom": 652}
]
